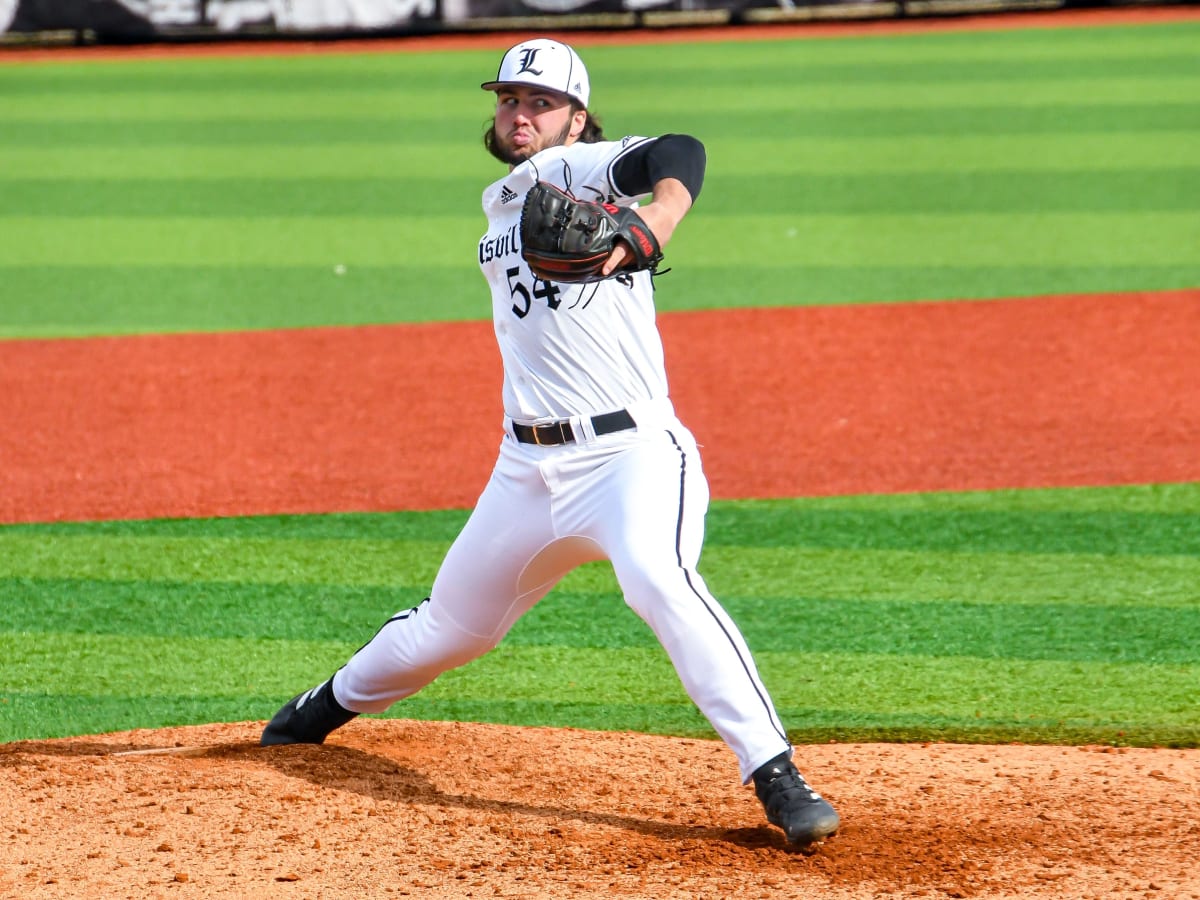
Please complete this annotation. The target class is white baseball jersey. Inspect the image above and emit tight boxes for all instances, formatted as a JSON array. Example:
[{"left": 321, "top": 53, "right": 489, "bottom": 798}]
[
  {"left": 477, "top": 137, "right": 667, "bottom": 422},
  {"left": 333, "top": 135, "right": 793, "bottom": 785}
]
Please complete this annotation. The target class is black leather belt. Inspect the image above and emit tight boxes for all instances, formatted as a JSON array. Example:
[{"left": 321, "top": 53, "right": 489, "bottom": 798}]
[{"left": 512, "top": 409, "right": 636, "bottom": 446}]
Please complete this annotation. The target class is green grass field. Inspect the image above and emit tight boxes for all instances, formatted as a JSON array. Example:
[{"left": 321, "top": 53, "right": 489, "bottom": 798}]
[
  {"left": 1, "top": 21, "right": 1198, "bottom": 336},
  {"left": 1, "top": 21, "right": 1198, "bottom": 746},
  {"left": 2, "top": 484, "right": 1199, "bottom": 745}
]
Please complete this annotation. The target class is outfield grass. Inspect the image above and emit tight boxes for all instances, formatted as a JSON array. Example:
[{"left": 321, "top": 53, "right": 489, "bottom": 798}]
[
  {"left": 1, "top": 22, "right": 1197, "bottom": 747},
  {"left": 0, "top": 21, "right": 1197, "bottom": 336},
  {"left": 2, "top": 484, "right": 1197, "bottom": 746}
]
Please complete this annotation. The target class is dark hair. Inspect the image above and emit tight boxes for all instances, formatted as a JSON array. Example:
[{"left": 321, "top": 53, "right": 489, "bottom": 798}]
[
  {"left": 577, "top": 107, "right": 606, "bottom": 143},
  {"left": 483, "top": 102, "right": 606, "bottom": 165}
]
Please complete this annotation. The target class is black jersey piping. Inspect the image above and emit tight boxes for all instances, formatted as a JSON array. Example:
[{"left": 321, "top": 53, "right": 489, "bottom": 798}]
[
  {"left": 665, "top": 429, "right": 789, "bottom": 746},
  {"left": 350, "top": 596, "right": 431, "bottom": 657}
]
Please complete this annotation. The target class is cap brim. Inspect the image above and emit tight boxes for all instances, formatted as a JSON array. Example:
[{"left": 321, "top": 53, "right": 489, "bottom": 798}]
[{"left": 480, "top": 81, "right": 578, "bottom": 102}]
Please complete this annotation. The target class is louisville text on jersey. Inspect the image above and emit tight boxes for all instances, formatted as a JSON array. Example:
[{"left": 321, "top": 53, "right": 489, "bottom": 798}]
[{"left": 479, "top": 224, "right": 520, "bottom": 265}]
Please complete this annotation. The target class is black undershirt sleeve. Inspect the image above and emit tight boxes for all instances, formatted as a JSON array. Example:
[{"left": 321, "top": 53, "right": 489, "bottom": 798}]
[{"left": 611, "top": 134, "right": 706, "bottom": 203}]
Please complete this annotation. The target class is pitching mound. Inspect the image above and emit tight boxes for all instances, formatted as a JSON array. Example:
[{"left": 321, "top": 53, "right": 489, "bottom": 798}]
[{"left": 2, "top": 719, "right": 1197, "bottom": 898}]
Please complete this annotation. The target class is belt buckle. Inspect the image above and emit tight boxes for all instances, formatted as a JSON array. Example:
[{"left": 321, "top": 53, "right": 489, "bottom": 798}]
[{"left": 536, "top": 421, "right": 571, "bottom": 445}]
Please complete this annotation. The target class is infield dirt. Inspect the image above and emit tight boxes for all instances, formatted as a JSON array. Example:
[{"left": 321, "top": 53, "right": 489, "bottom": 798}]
[{"left": 3, "top": 291, "right": 1199, "bottom": 523}]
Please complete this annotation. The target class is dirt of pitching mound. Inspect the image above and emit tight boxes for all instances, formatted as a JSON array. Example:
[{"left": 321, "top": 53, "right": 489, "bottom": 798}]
[{"left": 1, "top": 719, "right": 1197, "bottom": 899}]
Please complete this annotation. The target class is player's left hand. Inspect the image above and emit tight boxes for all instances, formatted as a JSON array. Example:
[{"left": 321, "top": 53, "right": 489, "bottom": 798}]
[{"left": 601, "top": 179, "right": 693, "bottom": 277}]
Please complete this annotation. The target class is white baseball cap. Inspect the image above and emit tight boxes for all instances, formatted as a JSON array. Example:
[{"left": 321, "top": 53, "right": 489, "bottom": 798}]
[{"left": 481, "top": 38, "right": 590, "bottom": 108}]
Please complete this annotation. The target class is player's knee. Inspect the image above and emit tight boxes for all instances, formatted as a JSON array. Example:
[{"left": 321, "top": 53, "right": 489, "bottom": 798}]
[{"left": 617, "top": 567, "right": 692, "bottom": 618}]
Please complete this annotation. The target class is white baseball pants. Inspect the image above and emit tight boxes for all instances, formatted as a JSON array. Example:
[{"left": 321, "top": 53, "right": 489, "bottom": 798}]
[{"left": 333, "top": 401, "right": 791, "bottom": 783}]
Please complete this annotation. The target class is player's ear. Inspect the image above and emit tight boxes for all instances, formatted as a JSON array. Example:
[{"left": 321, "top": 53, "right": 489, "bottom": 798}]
[{"left": 569, "top": 108, "right": 587, "bottom": 140}]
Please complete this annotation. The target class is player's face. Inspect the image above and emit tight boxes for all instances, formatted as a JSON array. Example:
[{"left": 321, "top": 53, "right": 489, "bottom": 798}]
[{"left": 492, "top": 86, "right": 586, "bottom": 165}]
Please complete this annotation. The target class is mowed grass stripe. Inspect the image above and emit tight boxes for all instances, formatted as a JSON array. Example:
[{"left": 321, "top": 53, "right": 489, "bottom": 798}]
[
  {"left": 706, "top": 504, "right": 1200, "bottom": 554},
  {"left": 3, "top": 522, "right": 1197, "bottom": 609},
  {"left": 7, "top": 170, "right": 1198, "bottom": 216},
  {"left": 5, "top": 75, "right": 1197, "bottom": 121},
  {"left": 0, "top": 265, "right": 487, "bottom": 335},
  {"left": 0, "top": 143, "right": 499, "bottom": 180},
  {"left": 532, "top": 593, "right": 1200, "bottom": 664},
  {"left": 2, "top": 104, "right": 1196, "bottom": 147},
  {"left": 701, "top": 547, "right": 1200, "bottom": 607},
  {"left": 0, "top": 575, "right": 422, "bottom": 653},
  {"left": 3, "top": 543, "right": 1195, "bottom": 608},
  {"left": 2, "top": 41, "right": 1194, "bottom": 93},
  {"left": 0, "top": 535, "right": 449, "bottom": 586},
  {"left": 711, "top": 170, "right": 1200, "bottom": 214},
  {"left": 4, "top": 633, "right": 1196, "bottom": 725},
  {"left": 3, "top": 634, "right": 1196, "bottom": 743},
  {"left": 0, "top": 215, "right": 476, "bottom": 266},
  {"left": 3, "top": 133, "right": 1196, "bottom": 179},
  {"left": 7, "top": 576, "right": 1197, "bottom": 665},
  {"left": 3, "top": 213, "right": 1194, "bottom": 267},
  {"left": 0, "top": 578, "right": 417, "bottom": 642}
]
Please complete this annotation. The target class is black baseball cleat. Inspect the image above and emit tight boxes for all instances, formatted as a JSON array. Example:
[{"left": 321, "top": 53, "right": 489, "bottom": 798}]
[
  {"left": 753, "top": 752, "right": 840, "bottom": 848},
  {"left": 260, "top": 678, "right": 359, "bottom": 746}
]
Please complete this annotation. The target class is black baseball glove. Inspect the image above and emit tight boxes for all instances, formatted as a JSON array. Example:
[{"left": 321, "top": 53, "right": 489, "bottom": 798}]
[{"left": 519, "top": 181, "right": 664, "bottom": 284}]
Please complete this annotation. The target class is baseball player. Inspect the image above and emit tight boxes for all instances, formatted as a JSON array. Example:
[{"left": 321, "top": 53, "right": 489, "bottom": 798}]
[{"left": 261, "top": 37, "right": 840, "bottom": 849}]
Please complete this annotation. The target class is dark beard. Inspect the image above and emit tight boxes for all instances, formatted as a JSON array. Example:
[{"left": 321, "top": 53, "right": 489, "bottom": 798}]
[{"left": 485, "top": 117, "right": 575, "bottom": 167}]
